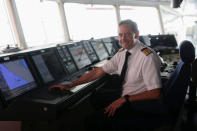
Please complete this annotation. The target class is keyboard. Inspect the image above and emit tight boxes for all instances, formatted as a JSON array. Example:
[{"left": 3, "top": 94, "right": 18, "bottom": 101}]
[
  {"left": 69, "top": 82, "right": 90, "bottom": 93},
  {"left": 28, "top": 82, "right": 91, "bottom": 100},
  {"left": 59, "top": 80, "right": 91, "bottom": 93}
]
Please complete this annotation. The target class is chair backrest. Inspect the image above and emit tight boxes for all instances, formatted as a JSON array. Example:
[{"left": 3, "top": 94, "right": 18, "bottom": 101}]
[
  {"left": 192, "top": 59, "right": 197, "bottom": 85},
  {"left": 162, "top": 40, "right": 195, "bottom": 114}
]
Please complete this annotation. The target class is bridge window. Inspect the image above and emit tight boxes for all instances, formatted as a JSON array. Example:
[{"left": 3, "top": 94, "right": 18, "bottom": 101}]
[
  {"left": 160, "top": 6, "right": 184, "bottom": 44},
  {"left": 64, "top": 3, "right": 118, "bottom": 40},
  {"left": 120, "top": 6, "right": 161, "bottom": 35},
  {"left": 0, "top": 0, "right": 16, "bottom": 50},
  {"left": 15, "top": 0, "right": 64, "bottom": 47}
]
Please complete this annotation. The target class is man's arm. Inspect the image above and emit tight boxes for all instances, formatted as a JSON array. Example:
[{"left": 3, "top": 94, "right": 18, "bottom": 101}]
[
  {"left": 127, "top": 88, "right": 160, "bottom": 102},
  {"left": 49, "top": 67, "right": 106, "bottom": 90},
  {"left": 70, "top": 67, "right": 106, "bottom": 87}
]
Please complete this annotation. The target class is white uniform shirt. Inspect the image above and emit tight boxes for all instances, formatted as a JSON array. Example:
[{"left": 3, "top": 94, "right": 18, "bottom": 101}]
[{"left": 102, "top": 39, "right": 162, "bottom": 96}]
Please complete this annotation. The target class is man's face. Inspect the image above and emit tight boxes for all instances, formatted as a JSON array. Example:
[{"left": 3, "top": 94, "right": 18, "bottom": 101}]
[{"left": 119, "top": 24, "right": 136, "bottom": 50}]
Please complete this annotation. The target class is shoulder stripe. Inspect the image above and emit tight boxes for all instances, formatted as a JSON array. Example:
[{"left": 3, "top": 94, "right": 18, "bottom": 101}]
[
  {"left": 141, "top": 47, "right": 152, "bottom": 56},
  {"left": 118, "top": 48, "right": 125, "bottom": 52}
]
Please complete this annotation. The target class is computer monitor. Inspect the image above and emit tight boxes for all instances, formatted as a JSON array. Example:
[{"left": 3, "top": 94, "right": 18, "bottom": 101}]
[
  {"left": 113, "top": 36, "right": 122, "bottom": 49},
  {"left": 102, "top": 37, "right": 119, "bottom": 56},
  {"left": 90, "top": 40, "right": 109, "bottom": 61},
  {"left": 139, "top": 35, "right": 151, "bottom": 46},
  {"left": 82, "top": 40, "right": 99, "bottom": 64},
  {"left": 149, "top": 35, "right": 178, "bottom": 48},
  {"left": 56, "top": 45, "right": 78, "bottom": 75},
  {"left": 67, "top": 42, "right": 91, "bottom": 69},
  {"left": 0, "top": 57, "right": 37, "bottom": 101},
  {"left": 30, "top": 48, "right": 67, "bottom": 85}
]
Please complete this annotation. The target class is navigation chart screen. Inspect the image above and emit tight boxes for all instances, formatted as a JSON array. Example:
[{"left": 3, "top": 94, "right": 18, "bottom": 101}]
[
  {"left": 68, "top": 44, "right": 91, "bottom": 69},
  {"left": 0, "top": 58, "right": 37, "bottom": 100},
  {"left": 91, "top": 41, "right": 109, "bottom": 60},
  {"left": 104, "top": 42, "right": 113, "bottom": 55}
]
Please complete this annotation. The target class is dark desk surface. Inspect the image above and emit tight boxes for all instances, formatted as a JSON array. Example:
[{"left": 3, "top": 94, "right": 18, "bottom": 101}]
[{"left": 0, "top": 75, "right": 109, "bottom": 121}]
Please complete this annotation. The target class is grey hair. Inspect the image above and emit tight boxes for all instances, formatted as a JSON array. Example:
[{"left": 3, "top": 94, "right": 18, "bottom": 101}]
[{"left": 119, "top": 19, "right": 138, "bottom": 33}]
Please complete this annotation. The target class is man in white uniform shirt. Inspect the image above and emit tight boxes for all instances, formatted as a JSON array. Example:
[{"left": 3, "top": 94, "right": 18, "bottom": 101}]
[{"left": 49, "top": 19, "right": 162, "bottom": 130}]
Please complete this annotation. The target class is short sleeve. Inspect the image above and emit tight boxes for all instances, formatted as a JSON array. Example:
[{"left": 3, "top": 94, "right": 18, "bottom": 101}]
[
  {"left": 142, "top": 53, "right": 162, "bottom": 90},
  {"left": 102, "top": 53, "right": 119, "bottom": 74}
]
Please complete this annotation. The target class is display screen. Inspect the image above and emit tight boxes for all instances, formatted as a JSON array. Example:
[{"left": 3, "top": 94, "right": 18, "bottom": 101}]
[
  {"left": 31, "top": 49, "right": 66, "bottom": 84},
  {"left": 0, "top": 58, "right": 37, "bottom": 100},
  {"left": 91, "top": 41, "right": 109, "bottom": 60},
  {"left": 149, "top": 35, "right": 177, "bottom": 48},
  {"left": 102, "top": 37, "right": 118, "bottom": 56},
  {"left": 82, "top": 41, "right": 99, "bottom": 63},
  {"left": 139, "top": 35, "right": 151, "bottom": 46},
  {"left": 67, "top": 43, "right": 91, "bottom": 69},
  {"left": 61, "top": 47, "right": 78, "bottom": 74}
]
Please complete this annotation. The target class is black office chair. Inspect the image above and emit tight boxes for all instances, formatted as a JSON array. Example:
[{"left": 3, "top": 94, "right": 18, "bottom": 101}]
[
  {"left": 114, "top": 40, "right": 195, "bottom": 131},
  {"left": 189, "top": 58, "right": 197, "bottom": 105},
  {"left": 184, "top": 58, "right": 197, "bottom": 131}
]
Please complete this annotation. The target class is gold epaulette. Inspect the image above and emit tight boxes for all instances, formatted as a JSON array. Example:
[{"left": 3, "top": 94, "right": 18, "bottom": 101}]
[
  {"left": 141, "top": 47, "right": 152, "bottom": 56},
  {"left": 118, "top": 48, "right": 124, "bottom": 52}
]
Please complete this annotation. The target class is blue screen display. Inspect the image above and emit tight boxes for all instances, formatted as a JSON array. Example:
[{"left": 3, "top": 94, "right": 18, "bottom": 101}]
[{"left": 0, "top": 58, "right": 37, "bottom": 100}]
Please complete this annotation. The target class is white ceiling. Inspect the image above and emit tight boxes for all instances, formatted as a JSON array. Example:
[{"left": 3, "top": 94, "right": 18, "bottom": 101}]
[
  {"left": 47, "top": 0, "right": 197, "bottom": 16},
  {"left": 47, "top": 0, "right": 171, "bottom": 6}
]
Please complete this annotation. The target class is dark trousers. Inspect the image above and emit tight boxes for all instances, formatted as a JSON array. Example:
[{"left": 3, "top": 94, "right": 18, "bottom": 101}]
[
  {"left": 85, "top": 102, "right": 139, "bottom": 131},
  {"left": 87, "top": 94, "right": 163, "bottom": 131},
  {"left": 90, "top": 88, "right": 121, "bottom": 110},
  {"left": 85, "top": 75, "right": 165, "bottom": 131},
  {"left": 85, "top": 74, "right": 126, "bottom": 131},
  {"left": 90, "top": 74, "right": 122, "bottom": 110},
  {"left": 86, "top": 85, "right": 136, "bottom": 131}
]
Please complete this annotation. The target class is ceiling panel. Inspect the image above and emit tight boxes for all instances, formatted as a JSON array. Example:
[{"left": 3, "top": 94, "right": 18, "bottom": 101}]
[{"left": 47, "top": 0, "right": 171, "bottom": 6}]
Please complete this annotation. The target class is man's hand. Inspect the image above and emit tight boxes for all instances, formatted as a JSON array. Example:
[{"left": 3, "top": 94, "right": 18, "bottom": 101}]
[
  {"left": 104, "top": 97, "right": 126, "bottom": 117},
  {"left": 48, "top": 83, "right": 73, "bottom": 91}
]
